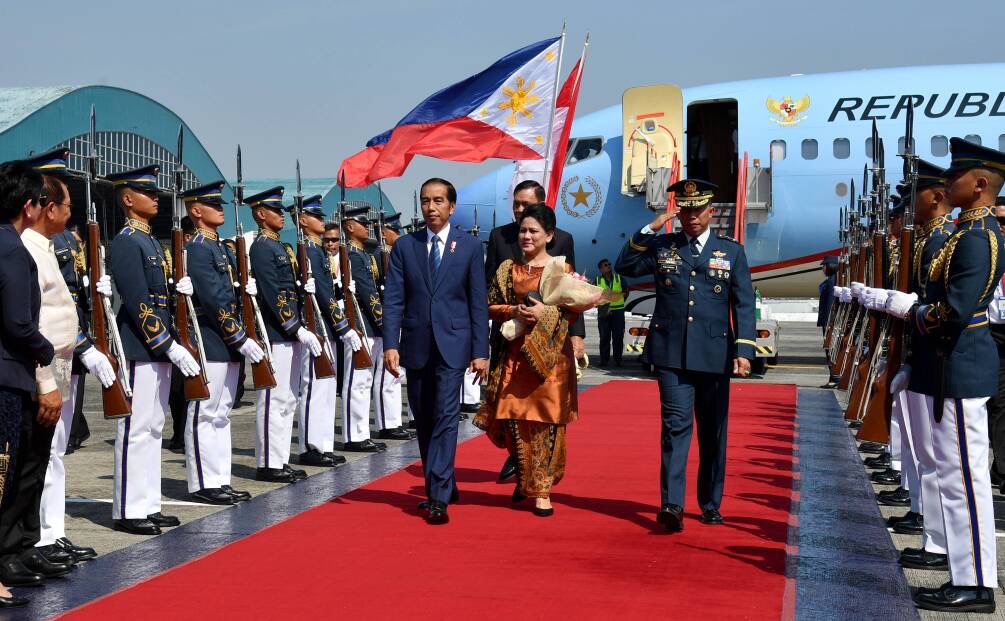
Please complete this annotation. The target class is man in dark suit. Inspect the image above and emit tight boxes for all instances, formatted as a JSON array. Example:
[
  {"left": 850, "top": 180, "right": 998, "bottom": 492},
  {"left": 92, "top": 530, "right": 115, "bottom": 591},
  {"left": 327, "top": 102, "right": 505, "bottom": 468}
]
[
  {"left": 817, "top": 256, "right": 839, "bottom": 388},
  {"left": 484, "top": 179, "right": 584, "bottom": 481},
  {"left": 616, "top": 179, "right": 755, "bottom": 533},
  {"left": 383, "top": 178, "right": 489, "bottom": 525}
]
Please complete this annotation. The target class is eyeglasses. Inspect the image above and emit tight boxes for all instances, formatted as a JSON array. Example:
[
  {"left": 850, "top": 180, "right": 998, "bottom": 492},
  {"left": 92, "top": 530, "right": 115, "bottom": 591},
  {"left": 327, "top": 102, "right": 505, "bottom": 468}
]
[{"left": 323, "top": 238, "right": 339, "bottom": 243}]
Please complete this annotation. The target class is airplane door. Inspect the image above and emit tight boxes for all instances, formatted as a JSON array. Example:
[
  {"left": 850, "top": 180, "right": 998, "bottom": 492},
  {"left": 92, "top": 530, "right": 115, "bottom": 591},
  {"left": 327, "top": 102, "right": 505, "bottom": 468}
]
[{"left": 621, "top": 85, "right": 683, "bottom": 212}]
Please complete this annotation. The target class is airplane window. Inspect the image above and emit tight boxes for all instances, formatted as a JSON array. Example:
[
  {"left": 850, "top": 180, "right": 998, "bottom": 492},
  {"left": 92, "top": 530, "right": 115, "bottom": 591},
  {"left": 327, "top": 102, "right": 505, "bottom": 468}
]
[
  {"left": 931, "top": 136, "right": 949, "bottom": 157},
  {"left": 965, "top": 134, "right": 982, "bottom": 146},
  {"left": 566, "top": 137, "right": 604, "bottom": 165},
  {"left": 897, "top": 137, "right": 916, "bottom": 155},
  {"left": 770, "top": 140, "right": 786, "bottom": 160},
  {"left": 833, "top": 138, "right": 850, "bottom": 159},
  {"left": 1000, "top": 135, "right": 1005, "bottom": 152},
  {"left": 836, "top": 182, "right": 848, "bottom": 197},
  {"left": 801, "top": 139, "right": 818, "bottom": 160},
  {"left": 865, "top": 137, "right": 874, "bottom": 159}
]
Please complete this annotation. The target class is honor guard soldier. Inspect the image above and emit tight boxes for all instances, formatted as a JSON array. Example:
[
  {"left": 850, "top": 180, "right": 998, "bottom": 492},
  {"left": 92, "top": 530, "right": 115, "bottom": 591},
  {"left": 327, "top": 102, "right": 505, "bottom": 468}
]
[
  {"left": 884, "top": 139, "right": 1005, "bottom": 613},
  {"left": 296, "top": 195, "right": 360, "bottom": 466},
  {"left": 342, "top": 207, "right": 394, "bottom": 451},
  {"left": 246, "top": 187, "right": 319, "bottom": 483},
  {"left": 374, "top": 212, "right": 412, "bottom": 439},
  {"left": 615, "top": 179, "right": 755, "bottom": 533},
  {"left": 28, "top": 149, "right": 105, "bottom": 561},
  {"left": 105, "top": 165, "right": 200, "bottom": 535},
  {"left": 181, "top": 182, "right": 260, "bottom": 504}
]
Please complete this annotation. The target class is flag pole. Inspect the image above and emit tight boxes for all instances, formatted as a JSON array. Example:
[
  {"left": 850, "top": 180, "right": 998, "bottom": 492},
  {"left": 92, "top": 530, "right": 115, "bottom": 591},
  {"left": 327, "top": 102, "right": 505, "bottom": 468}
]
[
  {"left": 546, "top": 33, "right": 589, "bottom": 202},
  {"left": 541, "top": 23, "right": 566, "bottom": 190}
]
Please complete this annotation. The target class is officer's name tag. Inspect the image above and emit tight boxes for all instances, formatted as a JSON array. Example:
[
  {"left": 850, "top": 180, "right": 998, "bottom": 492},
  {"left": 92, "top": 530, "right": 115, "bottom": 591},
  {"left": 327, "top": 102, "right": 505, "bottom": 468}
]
[
  {"left": 709, "top": 258, "right": 731, "bottom": 271},
  {"left": 657, "top": 249, "right": 680, "bottom": 274}
]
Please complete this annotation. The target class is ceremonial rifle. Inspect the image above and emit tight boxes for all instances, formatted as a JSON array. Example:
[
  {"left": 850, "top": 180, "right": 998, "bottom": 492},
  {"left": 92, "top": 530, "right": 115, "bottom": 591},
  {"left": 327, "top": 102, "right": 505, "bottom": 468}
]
[
  {"left": 84, "top": 105, "right": 132, "bottom": 419},
  {"left": 294, "top": 160, "right": 337, "bottom": 379},
  {"left": 823, "top": 187, "right": 853, "bottom": 351},
  {"left": 171, "top": 126, "right": 211, "bottom": 401},
  {"left": 834, "top": 166, "right": 869, "bottom": 386},
  {"left": 377, "top": 182, "right": 390, "bottom": 278},
  {"left": 337, "top": 173, "right": 373, "bottom": 369},
  {"left": 233, "top": 146, "right": 276, "bottom": 389}
]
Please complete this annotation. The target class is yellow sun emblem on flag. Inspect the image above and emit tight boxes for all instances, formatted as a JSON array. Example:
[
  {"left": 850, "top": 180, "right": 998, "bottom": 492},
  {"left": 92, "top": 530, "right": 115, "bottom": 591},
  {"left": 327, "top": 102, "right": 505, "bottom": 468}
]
[{"left": 498, "top": 76, "right": 541, "bottom": 127}]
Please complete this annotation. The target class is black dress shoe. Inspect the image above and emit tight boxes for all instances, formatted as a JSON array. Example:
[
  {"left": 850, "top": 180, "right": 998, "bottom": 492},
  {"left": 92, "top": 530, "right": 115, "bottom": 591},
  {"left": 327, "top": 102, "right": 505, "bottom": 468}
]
[
  {"left": 700, "top": 508, "right": 724, "bottom": 525},
  {"left": 167, "top": 437, "right": 185, "bottom": 454},
  {"left": 858, "top": 441, "right": 886, "bottom": 454},
  {"left": 35, "top": 544, "right": 75, "bottom": 566},
  {"left": 818, "top": 381, "right": 839, "bottom": 389},
  {"left": 886, "top": 510, "right": 920, "bottom": 528},
  {"left": 298, "top": 448, "right": 336, "bottom": 467},
  {"left": 425, "top": 501, "right": 449, "bottom": 525},
  {"left": 0, "top": 559, "right": 44, "bottom": 587},
  {"left": 64, "top": 443, "right": 76, "bottom": 456},
  {"left": 20, "top": 549, "right": 72, "bottom": 578},
  {"left": 256, "top": 467, "right": 298, "bottom": 483},
  {"left": 343, "top": 439, "right": 382, "bottom": 453},
  {"left": 657, "top": 504, "right": 684, "bottom": 532},
  {"left": 192, "top": 488, "right": 237, "bottom": 505},
  {"left": 407, "top": 420, "right": 417, "bottom": 430},
  {"left": 877, "top": 486, "right": 911, "bottom": 507},
  {"left": 498, "top": 456, "right": 517, "bottom": 482},
  {"left": 871, "top": 468, "right": 901, "bottom": 485},
  {"left": 898, "top": 548, "right": 948, "bottom": 570},
  {"left": 533, "top": 505, "right": 554, "bottom": 517},
  {"left": 282, "top": 464, "right": 308, "bottom": 480},
  {"left": 864, "top": 453, "right": 892, "bottom": 469},
  {"left": 377, "top": 427, "right": 413, "bottom": 440},
  {"left": 892, "top": 512, "right": 925, "bottom": 535},
  {"left": 372, "top": 440, "right": 388, "bottom": 450},
  {"left": 0, "top": 594, "right": 28, "bottom": 607},
  {"left": 220, "top": 485, "right": 251, "bottom": 501},
  {"left": 55, "top": 537, "right": 96, "bottom": 561},
  {"left": 458, "top": 411, "right": 469, "bottom": 421},
  {"left": 460, "top": 403, "right": 479, "bottom": 414},
  {"left": 322, "top": 452, "right": 347, "bottom": 465},
  {"left": 146, "top": 512, "right": 180, "bottom": 527},
  {"left": 848, "top": 420, "right": 863, "bottom": 429},
  {"left": 914, "top": 583, "right": 995, "bottom": 613},
  {"left": 113, "top": 518, "right": 161, "bottom": 535}
]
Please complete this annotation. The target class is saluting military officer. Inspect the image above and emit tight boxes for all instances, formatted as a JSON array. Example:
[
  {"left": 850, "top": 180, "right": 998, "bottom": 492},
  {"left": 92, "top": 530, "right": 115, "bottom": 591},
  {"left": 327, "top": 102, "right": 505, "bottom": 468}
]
[
  {"left": 181, "top": 181, "right": 262, "bottom": 505},
  {"left": 105, "top": 165, "right": 201, "bottom": 536},
  {"left": 246, "top": 187, "right": 319, "bottom": 483},
  {"left": 884, "top": 139, "right": 1005, "bottom": 613},
  {"left": 615, "top": 179, "right": 755, "bottom": 533},
  {"left": 341, "top": 207, "right": 394, "bottom": 451},
  {"left": 296, "top": 195, "right": 361, "bottom": 466}
]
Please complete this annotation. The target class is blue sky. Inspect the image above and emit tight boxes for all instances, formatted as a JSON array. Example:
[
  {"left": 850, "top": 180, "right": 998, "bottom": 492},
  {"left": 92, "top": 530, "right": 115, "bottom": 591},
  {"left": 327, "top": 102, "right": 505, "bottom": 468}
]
[{"left": 3, "top": 0, "right": 1004, "bottom": 209}]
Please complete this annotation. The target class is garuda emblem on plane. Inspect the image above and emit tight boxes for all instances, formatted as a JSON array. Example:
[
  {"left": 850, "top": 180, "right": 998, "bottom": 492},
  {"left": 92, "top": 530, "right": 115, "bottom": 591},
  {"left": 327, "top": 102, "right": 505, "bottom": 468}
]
[{"left": 766, "top": 95, "right": 810, "bottom": 126}]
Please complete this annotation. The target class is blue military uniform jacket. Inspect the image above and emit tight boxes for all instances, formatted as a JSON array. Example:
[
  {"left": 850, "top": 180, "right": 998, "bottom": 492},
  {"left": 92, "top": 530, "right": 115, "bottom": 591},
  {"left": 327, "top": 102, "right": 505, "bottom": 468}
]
[
  {"left": 910, "top": 208, "right": 1005, "bottom": 398},
  {"left": 249, "top": 230, "right": 302, "bottom": 343},
  {"left": 54, "top": 231, "right": 92, "bottom": 375},
  {"left": 906, "top": 215, "right": 954, "bottom": 395},
  {"left": 347, "top": 239, "right": 382, "bottom": 338},
  {"left": 108, "top": 219, "right": 177, "bottom": 362},
  {"left": 817, "top": 274, "right": 835, "bottom": 327},
  {"left": 616, "top": 228, "right": 756, "bottom": 374},
  {"left": 304, "top": 236, "right": 350, "bottom": 339},
  {"left": 187, "top": 230, "right": 248, "bottom": 362}
]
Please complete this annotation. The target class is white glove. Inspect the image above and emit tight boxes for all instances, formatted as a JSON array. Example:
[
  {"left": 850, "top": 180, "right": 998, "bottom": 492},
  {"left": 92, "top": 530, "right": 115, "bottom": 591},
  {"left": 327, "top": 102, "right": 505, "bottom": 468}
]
[
  {"left": 348, "top": 280, "right": 356, "bottom": 295},
  {"left": 166, "top": 342, "right": 201, "bottom": 377},
  {"left": 336, "top": 299, "right": 345, "bottom": 311},
  {"left": 176, "top": 276, "right": 193, "bottom": 296},
  {"left": 304, "top": 277, "right": 316, "bottom": 294},
  {"left": 839, "top": 288, "right": 852, "bottom": 304},
  {"left": 244, "top": 277, "right": 258, "bottom": 297},
  {"left": 340, "top": 330, "right": 363, "bottom": 352},
  {"left": 871, "top": 289, "right": 889, "bottom": 310},
  {"left": 80, "top": 346, "right": 116, "bottom": 388},
  {"left": 850, "top": 282, "right": 865, "bottom": 301},
  {"left": 238, "top": 339, "right": 265, "bottom": 363},
  {"left": 96, "top": 274, "right": 113, "bottom": 297},
  {"left": 862, "top": 287, "right": 881, "bottom": 309},
  {"left": 296, "top": 327, "right": 323, "bottom": 357},
  {"left": 890, "top": 364, "right": 911, "bottom": 394},
  {"left": 832, "top": 285, "right": 842, "bottom": 297},
  {"left": 884, "top": 290, "right": 918, "bottom": 319}
]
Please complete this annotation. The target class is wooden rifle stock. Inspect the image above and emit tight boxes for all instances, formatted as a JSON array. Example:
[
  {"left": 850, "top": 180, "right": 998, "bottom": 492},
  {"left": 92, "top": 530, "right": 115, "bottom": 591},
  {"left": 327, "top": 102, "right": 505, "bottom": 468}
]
[
  {"left": 236, "top": 235, "right": 276, "bottom": 390},
  {"left": 173, "top": 228, "right": 210, "bottom": 401},
  {"left": 845, "top": 234, "right": 886, "bottom": 421},
  {"left": 297, "top": 241, "right": 336, "bottom": 378},
  {"left": 87, "top": 222, "right": 131, "bottom": 419},
  {"left": 338, "top": 243, "right": 373, "bottom": 370}
]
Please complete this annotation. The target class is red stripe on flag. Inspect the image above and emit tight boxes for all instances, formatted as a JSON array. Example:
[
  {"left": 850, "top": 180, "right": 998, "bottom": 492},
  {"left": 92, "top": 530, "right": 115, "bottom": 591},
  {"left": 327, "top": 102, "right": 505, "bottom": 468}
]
[{"left": 546, "top": 59, "right": 585, "bottom": 205}]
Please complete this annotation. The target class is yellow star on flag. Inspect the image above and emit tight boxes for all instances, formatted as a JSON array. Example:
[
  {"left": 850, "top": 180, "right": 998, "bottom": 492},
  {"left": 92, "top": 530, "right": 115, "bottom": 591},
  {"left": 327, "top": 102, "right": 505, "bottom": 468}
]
[
  {"left": 546, "top": 51, "right": 556, "bottom": 62},
  {"left": 570, "top": 184, "right": 593, "bottom": 207},
  {"left": 497, "top": 76, "right": 540, "bottom": 127},
  {"left": 535, "top": 135, "right": 544, "bottom": 145}
]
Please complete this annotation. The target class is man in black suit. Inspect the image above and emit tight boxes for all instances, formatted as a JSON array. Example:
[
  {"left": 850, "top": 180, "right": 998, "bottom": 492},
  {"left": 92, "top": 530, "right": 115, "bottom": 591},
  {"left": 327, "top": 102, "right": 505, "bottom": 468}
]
[{"left": 484, "top": 179, "right": 584, "bottom": 481}]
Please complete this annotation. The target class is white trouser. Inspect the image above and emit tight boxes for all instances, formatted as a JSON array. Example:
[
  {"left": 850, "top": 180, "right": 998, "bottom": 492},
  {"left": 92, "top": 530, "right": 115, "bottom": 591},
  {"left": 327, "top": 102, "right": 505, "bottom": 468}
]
[
  {"left": 256, "top": 341, "right": 301, "bottom": 469},
  {"left": 933, "top": 396, "right": 998, "bottom": 587},
  {"left": 373, "top": 338, "right": 403, "bottom": 431},
  {"left": 892, "top": 390, "right": 919, "bottom": 507},
  {"left": 113, "top": 361, "right": 170, "bottom": 520},
  {"left": 906, "top": 390, "right": 947, "bottom": 554},
  {"left": 185, "top": 361, "right": 237, "bottom": 492},
  {"left": 37, "top": 374, "right": 80, "bottom": 546},
  {"left": 342, "top": 336, "right": 380, "bottom": 442},
  {"left": 888, "top": 411, "right": 902, "bottom": 472},
  {"left": 299, "top": 339, "right": 338, "bottom": 453},
  {"left": 460, "top": 369, "right": 480, "bottom": 408}
]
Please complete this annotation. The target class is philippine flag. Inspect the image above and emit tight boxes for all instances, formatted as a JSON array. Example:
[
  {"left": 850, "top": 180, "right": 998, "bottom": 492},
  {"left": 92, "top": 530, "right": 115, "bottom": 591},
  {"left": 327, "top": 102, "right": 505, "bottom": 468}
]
[{"left": 338, "top": 37, "right": 562, "bottom": 188}]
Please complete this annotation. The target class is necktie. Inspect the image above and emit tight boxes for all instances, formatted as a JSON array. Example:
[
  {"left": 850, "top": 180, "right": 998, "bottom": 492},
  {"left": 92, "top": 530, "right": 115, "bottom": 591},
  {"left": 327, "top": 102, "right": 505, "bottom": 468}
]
[
  {"left": 429, "top": 235, "right": 441, "bottom": 275},
  {"left": 689, "top": 237, "right": 700, "bottom": 258}
]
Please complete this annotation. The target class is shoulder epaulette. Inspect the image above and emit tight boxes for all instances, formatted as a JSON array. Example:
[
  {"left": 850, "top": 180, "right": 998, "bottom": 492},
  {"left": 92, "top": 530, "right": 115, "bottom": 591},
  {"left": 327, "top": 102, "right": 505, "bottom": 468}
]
[{"left": 716, "top": 233, "right": 740, "bottom": 244}]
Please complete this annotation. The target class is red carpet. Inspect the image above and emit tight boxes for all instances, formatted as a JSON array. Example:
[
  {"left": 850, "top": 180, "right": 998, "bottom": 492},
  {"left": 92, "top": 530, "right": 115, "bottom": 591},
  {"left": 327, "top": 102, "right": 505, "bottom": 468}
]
[{"left": 63, "top": 381, "right": 797, "bottom": 620}]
